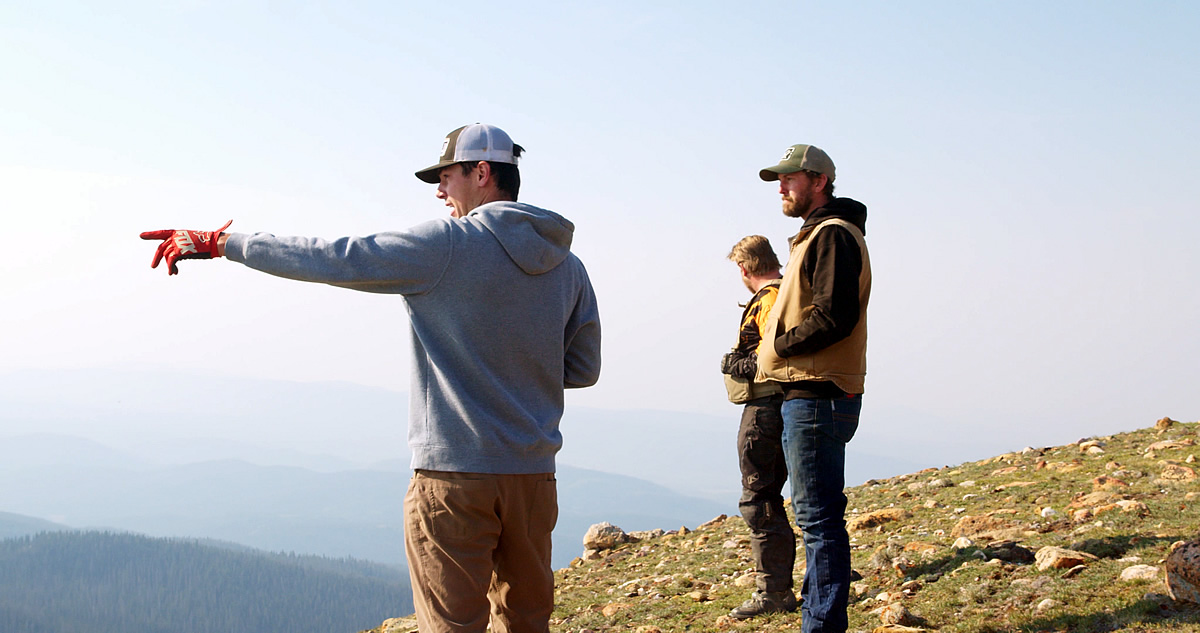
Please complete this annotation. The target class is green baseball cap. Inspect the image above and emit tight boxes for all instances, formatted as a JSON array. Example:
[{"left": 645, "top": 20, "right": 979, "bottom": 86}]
[{"left": 759, "top": 144, "right": 835, "bottom": 182}]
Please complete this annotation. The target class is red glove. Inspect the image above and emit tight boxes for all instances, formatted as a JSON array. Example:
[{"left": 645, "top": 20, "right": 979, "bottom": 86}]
[{"left": 140, "top": 220, "right": 233, "bottom": 275}]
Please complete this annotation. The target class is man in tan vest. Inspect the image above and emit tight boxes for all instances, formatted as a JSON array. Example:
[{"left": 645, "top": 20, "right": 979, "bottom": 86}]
[{"left": 755, "top": 144, "right": 871, "bottom": 633}]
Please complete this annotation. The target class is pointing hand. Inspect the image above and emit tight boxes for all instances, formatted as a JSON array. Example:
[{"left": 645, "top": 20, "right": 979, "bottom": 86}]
[{"left": 140, "top": 220, "right": 232, "bottom": 275}]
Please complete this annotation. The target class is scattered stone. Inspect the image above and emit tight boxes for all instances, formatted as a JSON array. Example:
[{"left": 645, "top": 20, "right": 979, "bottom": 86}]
[
  {"left": 635, "top": 627, "right": 662, "bottom": 633},
  {"left": 629, "top": 528, "right": 665, "bottom": 541},
  {"left": 873, "top": 626, "right": 928, "bottom": 633},
  {"left": 892, "top": 556, "right": 916, "bottom": 577},
  {"left": 1035, "top": 546, "right": 1099, "bottom": 571},
  {"left": 1034, "top": 598, "right": 1064, "bottom": 614},
  {"left": 1158, "top": 464, "right": 1197, "bottom": 483},
  {"left": 1068, "top": 491, "right": 1123, "bottom": 509},
  {"left": 853, "top": 581, "right": 877, "bottom": 599},
  {"left": 733, "top": 573, "right": 756, "bottom": 588},
  {"left": 1147, "top": 438, "right": 1195, "bottom": 452},
  {"left": 927, "top": 478, "right": 953, "bottom": 488},
  {"left": 847, "top": 508, "right": 912, "bottom": 531},
  {"left": 867, "top": 543, "right": 904, "bottom": 571},
  {"left": 698, "top": 514, "right": 728, "bottom": 529},
  {"left": 1116, "top": 499, "right": 1150, "bottom": 516},
  {"left": 985, "top": 541, "right": 1036, "bottom": 564},
  {"left": 1079, "top": 440, "right": 1105, "bottom": 453},
  {"left": 952, "top": 537, "right": 975, "bottom": 550},
  {"left": 1063, "top": 564, "right": 1088, "bottom": 578},
  {"left": 713, "top": 615, "right": 736, "bottom": 629},
  {"left": 879, "top": 602, "right": 926, "bottom": 627},
  {"left": 686, "top": 590, "right": 710, "bottom": 602},
  {"left": 903, "top": 541, "right": 940, "bottom": 559},
  {"left": 951, "top": 514, "right": 1023, "bottom": 539},
  {"left": 1120, "top": 565, "right": 1160, "bottom": 581},
  {"left": 1091, "top": 503, "right": 1123, "bottom": 518},
  {"left": 379, "top": 616, "right": 419, "bottom": 633},
  {"left": 1091, "top": 475, "right": 1129, "bottom": 490},
  {"left": 1157, "top": 417, "right": 1176, "bottom": 431},
  {"left": 601, "top": 602, "right": 632, "bottom": 617},
  {"left": 1166, "top": 539, "right": 1200, "bottom": 603},
  {"left": 1041, "top": 507, "right": 1059, "bottom": 518},
  {"left": 899, "top": 579, "right": 923, "bottom": 593},
  {"left": 1046, "top": 460, "right": 1084, "bottom": 472},
  {"left": 584, "top": 522, "right": 629, "bottom": 551}
]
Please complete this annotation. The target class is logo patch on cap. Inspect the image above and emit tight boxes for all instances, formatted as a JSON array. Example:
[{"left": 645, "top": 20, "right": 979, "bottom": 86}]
[{"left": 781, "top": 147, "right": 795, "bottom": 160}]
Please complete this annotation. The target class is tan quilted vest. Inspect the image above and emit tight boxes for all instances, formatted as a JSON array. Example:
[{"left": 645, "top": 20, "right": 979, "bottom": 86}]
[{"left": 756, "top": 218, "right": 871, "bottom": 393}]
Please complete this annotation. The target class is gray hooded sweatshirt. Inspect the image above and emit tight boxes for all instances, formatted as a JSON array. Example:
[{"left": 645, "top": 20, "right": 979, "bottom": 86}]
[{"left": 223, "top": 201, "right": 602, "bottom": 474}]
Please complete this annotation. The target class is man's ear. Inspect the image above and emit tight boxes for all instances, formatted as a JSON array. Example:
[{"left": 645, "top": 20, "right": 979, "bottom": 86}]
[
  {"left": 811, "top": 173, "right": 828, "bottom": 193},
  {"left": 473, "top": 161, "right": 493, "bottom": 187},
  {"left": 738, "top": 263, "right": 750, "bottom": 277}
]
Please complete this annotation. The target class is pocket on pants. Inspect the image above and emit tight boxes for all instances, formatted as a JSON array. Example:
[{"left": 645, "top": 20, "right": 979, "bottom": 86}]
[
  {"left": 528, "top": 478, "right": 559, "bottom": 538},
  {"left": 827, "top": 397, "right": 861, "bottom": 443},
  {"left": 414, "top": 473, "right": 496, "bottom": 541}
]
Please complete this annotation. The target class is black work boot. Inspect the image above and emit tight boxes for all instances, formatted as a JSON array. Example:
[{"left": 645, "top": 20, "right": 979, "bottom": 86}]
[{"left": 728, "top": 589, "right": 798, "bottom": 619}]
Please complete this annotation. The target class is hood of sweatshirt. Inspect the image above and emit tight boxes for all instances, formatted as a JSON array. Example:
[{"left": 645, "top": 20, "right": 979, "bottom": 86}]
[
  {"left": 469, "top": 201, "right": 575, "bottom": 275},
  {"left": 801, "top": 197, "right": 868, "bottom": 236}
]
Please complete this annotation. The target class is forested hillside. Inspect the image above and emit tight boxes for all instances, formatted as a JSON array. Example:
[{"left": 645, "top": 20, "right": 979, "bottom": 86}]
[{"left": 0, "top": 531, "right": 412, "bottom": 633}]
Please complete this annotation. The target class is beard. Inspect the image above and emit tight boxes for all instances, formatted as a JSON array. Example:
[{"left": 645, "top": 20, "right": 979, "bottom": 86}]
[{"left": 782, "top": 193, "right": 811, "bottom": 218}]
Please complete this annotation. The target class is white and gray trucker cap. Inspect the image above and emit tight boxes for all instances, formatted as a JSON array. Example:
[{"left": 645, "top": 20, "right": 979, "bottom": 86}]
[{"left": 415, "top": 123, "right": 523, "bottom": 183}]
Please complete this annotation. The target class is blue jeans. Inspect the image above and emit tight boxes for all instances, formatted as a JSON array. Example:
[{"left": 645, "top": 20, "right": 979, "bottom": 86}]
[{"left": 781, "top": 395, "right": 861, "bottom": 633}]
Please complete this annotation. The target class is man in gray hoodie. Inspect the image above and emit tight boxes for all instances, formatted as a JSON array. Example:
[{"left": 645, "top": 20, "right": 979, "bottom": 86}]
[{"left": 141, "top": 123, "right": 602, "bottom": 633}]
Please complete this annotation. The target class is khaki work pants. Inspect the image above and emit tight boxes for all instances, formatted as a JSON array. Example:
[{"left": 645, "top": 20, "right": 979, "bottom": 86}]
[{"left": 404, "top": 470, "right": 558, "bottom": 633}]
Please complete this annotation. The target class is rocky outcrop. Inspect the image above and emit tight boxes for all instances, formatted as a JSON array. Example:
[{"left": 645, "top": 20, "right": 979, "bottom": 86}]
[{"left": 1166, "top": 539, "right": 1200, "bottom": 603}]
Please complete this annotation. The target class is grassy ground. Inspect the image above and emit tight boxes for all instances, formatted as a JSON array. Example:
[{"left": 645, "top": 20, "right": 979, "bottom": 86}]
[{"left": 548, "top": 419, "right": 1200, "bottom": 633}]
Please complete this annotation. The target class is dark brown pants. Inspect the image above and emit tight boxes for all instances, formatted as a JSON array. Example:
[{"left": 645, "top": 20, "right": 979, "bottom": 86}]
[
  {"left": 404, "top": 470, "right": 557, "bottom": 633},
  {"left": 737, "top": 395, "right": 796, "bottom": 592}
]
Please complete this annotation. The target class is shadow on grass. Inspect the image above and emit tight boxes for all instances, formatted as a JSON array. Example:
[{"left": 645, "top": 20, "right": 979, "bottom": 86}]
[
  {"left": 1013, "top": 597, "right": 1200, "bottom": 632},
  {"left": 894, "top": 533, "right": 1182, "bottom": 582},
  {"left": 1068, "top": 534, "right": 1177, "bottom": 560}
]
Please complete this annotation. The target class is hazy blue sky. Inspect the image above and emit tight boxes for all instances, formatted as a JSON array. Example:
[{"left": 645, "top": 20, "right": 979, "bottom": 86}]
[{"left": 2, "top": 1, "right": 1198, "bottom": 464}]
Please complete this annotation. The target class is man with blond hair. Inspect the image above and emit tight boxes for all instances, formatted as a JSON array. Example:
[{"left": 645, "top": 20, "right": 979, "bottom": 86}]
[
  {"left": 720, "top": 235, "right": 795, "bottom": 619},
  {"left": 756, "top": 144, "right": 870, "bottom": 633}
]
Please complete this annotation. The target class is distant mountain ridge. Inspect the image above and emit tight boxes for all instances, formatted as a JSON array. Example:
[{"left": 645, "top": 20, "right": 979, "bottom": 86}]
[
  {"left": 0, "top": 511, "right": 70, "bottom": 540},
  {"left": 0, "top": 433, "right": 728, "bottom": 570},
  {"left": 0, "top": 531, "right": 410, "bottom": 633},
  {"left": 0, "top": 367, "right": 929, "bottom": 501}
]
